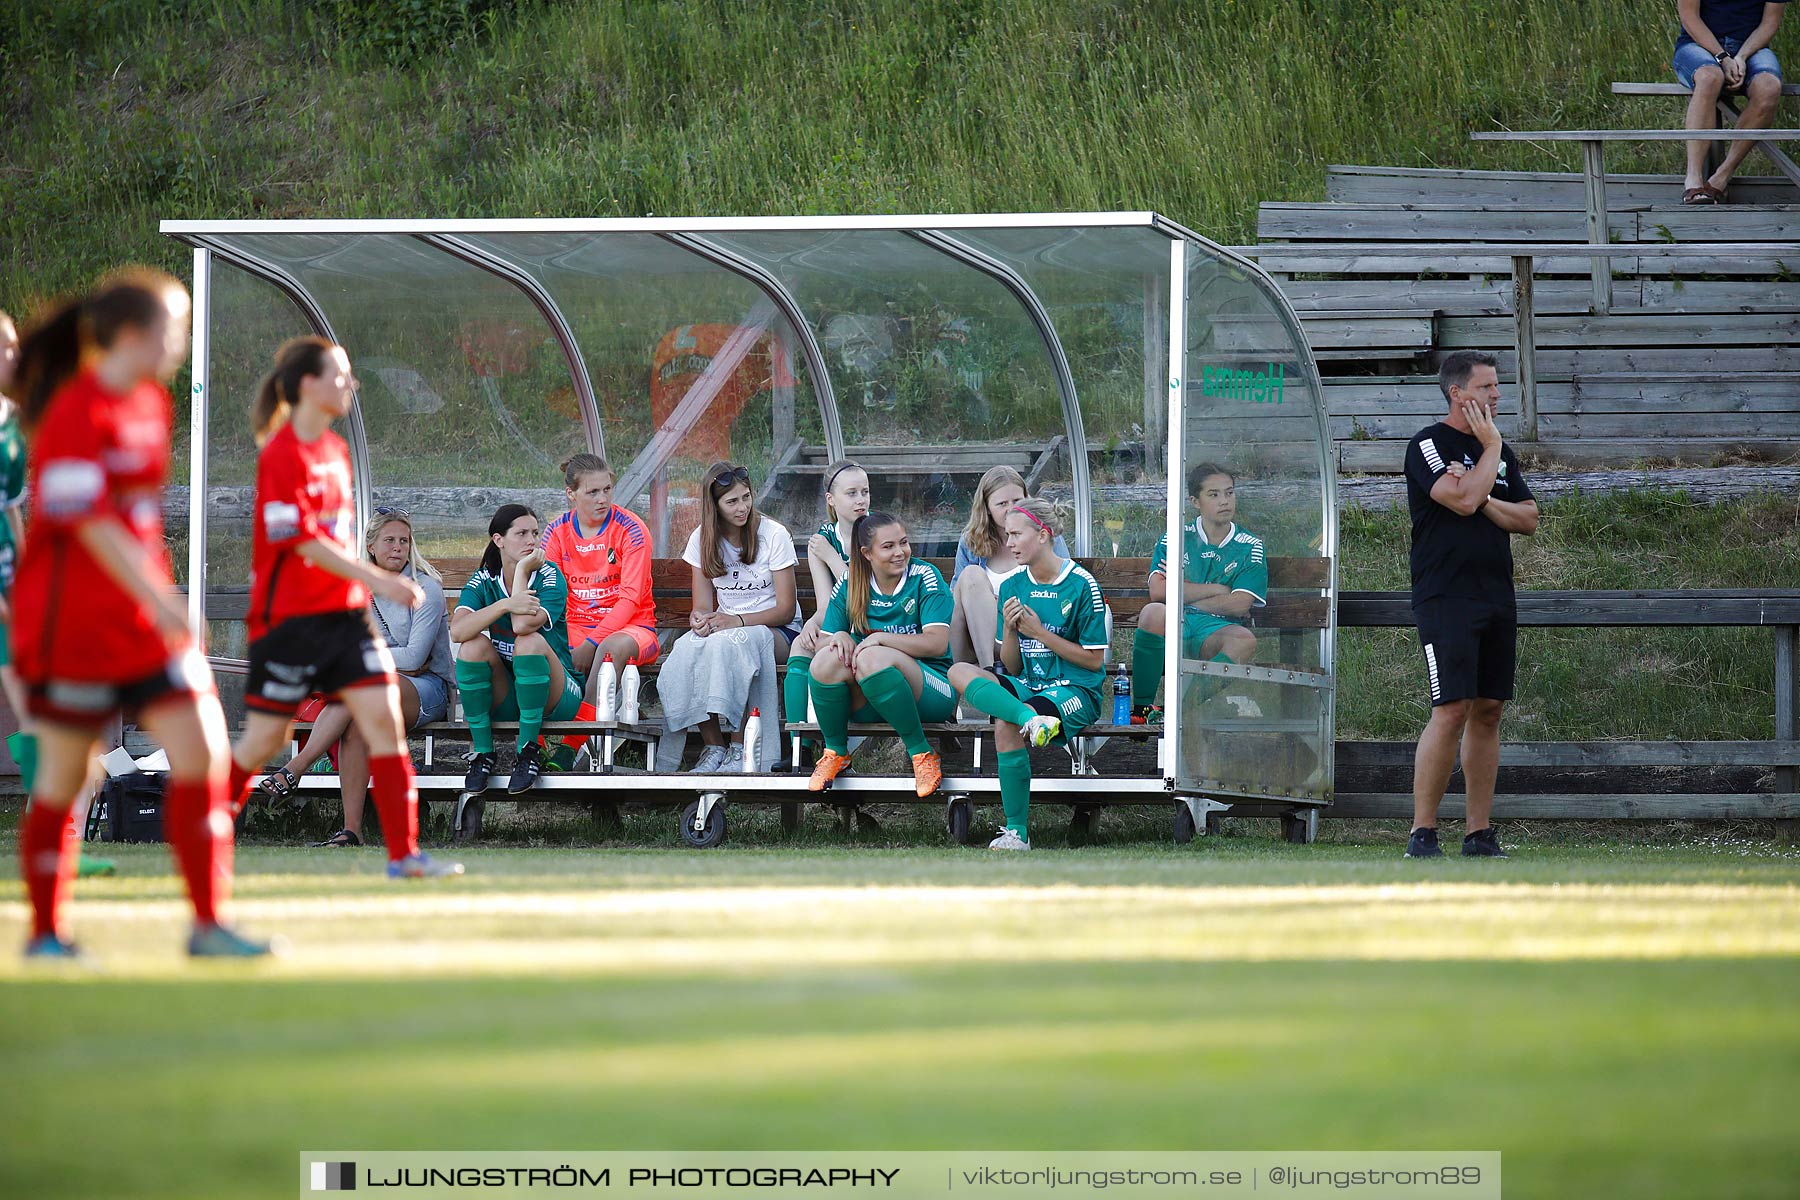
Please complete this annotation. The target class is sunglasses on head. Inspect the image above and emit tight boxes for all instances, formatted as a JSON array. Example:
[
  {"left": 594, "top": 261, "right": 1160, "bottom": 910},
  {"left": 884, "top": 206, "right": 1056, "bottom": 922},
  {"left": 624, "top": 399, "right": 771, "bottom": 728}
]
[
  {"left": 710, "top": 465, "right": 751, "bottom": 490},
  {"left": 374, "top": 506, "right": 411, "bottom": 520}
]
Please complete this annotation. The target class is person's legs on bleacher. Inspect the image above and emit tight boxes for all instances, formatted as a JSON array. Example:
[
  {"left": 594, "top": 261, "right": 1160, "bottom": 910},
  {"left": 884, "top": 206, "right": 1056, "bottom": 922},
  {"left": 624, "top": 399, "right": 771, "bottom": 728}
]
[
  {"left": 949, "top": 663, "right": 1066, "bottom": 848},
  {"left": 854, "top": 647, "right": 944, "bottom": 797},
  {"left": 805, "top": 646, "right": 860, "bottom": 790},
  {"left": 1709, "top": 65, "right": 1786, "bottom": 194},
  {"left": 1676, "top": 47, "right": 1727, "bottom": 199},
  {"left": 949, "top": 569, "right": 1001, "bottom": 668},
  {"left": 454, "top": 636, "right": 511, "bottom": 793},
  {"left": 1129, "top": 601, "right": 1169, "bottom": 723}
]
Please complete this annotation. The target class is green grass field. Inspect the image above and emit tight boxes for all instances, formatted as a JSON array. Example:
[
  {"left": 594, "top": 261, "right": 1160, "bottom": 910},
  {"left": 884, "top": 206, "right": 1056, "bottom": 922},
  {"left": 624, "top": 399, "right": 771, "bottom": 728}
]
[{"left": 4, "top": 833, "right": 1798, "bottom": 1200}]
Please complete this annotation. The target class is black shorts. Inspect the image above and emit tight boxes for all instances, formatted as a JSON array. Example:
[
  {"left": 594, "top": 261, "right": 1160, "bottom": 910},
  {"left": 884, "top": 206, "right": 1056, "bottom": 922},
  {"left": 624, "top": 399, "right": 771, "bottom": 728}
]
[
  {"left": 26, "top": 649, "right": 213, "bottom": 729},
  {"left": 246, "top": 610, "right": 396, "bottom": 717},
  {"left": 1413, "top": 599, "right": 1516, "bottom": 706}
]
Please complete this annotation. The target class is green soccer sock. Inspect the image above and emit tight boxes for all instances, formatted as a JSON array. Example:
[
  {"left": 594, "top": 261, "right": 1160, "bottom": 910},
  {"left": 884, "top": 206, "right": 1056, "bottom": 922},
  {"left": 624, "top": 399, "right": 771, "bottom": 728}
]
[
  {"left": 511, "top": 655, "right": 552, "bottom": 751},
  {"left": 861, "top": 666, "right": 931, "bottom": 757},
  {"left": 7, "top": 730, "right": 37, "bottom": 793},
  {"left": 1132, "top": 627, "right": 1166, "bottom": 706},
  {"left": 784, "top": 655, "right": 815, "bottom": 742},
  {"left": 455, "top": 659, "right": 496, "bottom": 754},
  {"left": 810, "top": 678, "right": 853, "bottom": 755},
  {"left": 998, "top": 748, "right": 1032, "bottom": 839},
  {"left": 963, "top": 675, "right": 1037, "bottom": 728}
]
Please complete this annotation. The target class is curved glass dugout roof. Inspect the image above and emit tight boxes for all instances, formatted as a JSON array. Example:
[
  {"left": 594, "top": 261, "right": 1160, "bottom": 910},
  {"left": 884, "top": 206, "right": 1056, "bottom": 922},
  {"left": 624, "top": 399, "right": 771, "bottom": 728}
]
[{"left": 167, "top": 213, "right": 1336, "bottom": 803}]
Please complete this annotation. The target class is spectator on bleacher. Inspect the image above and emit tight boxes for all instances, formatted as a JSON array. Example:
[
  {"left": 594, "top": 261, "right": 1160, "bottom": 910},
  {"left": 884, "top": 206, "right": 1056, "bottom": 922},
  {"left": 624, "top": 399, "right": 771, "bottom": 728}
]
[
  {"left": 658, "top": 463, "right": 799, "bottom": 772},
  {"left": 1675, "top": 0, "right": 1788, "bottom": 203},
  {"left": 265, "top": 509, "right": 453, "bottom": 848},
  {"left": 806, "top": 512, "right": 955, "bottom": 798},
  {"left": 1126, "top": 463, "right": 1266, "bottom": 726},
  {"left": 948, "top": 499, "right": 1108, "bottom": 851},
  {"left": 1402, "top": 350, "right": 1538, "bottom": 860},
  {"left": 949, "top": 465, "right": 1070, "bottom": 669},
  {"left": 453, "top": 503, "right": 587, "bottom": 796},
  {"left": 780, "top": 458, "right": 869, "bottom": 766}
]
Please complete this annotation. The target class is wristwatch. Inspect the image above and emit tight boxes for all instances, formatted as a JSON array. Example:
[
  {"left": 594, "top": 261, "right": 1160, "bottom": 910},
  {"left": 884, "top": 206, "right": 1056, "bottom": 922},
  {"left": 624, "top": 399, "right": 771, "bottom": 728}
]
[{"left": 1716, "top": 50, "right": 1734, "bottom": 65}]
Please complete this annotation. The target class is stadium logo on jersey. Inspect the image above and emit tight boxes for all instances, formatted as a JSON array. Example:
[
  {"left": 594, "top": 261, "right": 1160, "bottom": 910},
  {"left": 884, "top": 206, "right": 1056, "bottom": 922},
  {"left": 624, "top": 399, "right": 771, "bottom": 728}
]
[
  {"left": 38, "top": 459, "right": 105, "bottom": 517},
  {"left": 262, "top": 500, "right": 303, "bottom": 541}
]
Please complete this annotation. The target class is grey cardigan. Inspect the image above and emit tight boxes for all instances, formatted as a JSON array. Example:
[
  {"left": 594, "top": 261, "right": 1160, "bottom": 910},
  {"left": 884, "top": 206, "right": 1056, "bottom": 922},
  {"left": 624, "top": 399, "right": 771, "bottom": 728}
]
[{"left": 371, "top": 565, "right": 454, "bottom": 686}]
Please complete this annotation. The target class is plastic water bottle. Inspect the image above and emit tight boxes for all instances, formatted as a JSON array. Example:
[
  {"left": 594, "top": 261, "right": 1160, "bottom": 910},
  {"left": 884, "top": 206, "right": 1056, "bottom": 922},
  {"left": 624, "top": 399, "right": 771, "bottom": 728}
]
[
  {"left": 1111, "top": 662, "right": 1132, "bottom": 725},
  {"left": 595, "top": 654, "right": 618, "bottom": 722},
  {"left": 742, "top": 707, "right": 761, "bottom": 773},
  {"left": 618, "top": 662, "right": 641, "bottom": 725}
]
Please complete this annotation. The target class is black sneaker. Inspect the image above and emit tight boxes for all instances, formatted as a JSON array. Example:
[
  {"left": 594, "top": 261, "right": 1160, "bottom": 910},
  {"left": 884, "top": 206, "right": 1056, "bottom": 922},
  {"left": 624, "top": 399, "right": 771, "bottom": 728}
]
[
  {"left": 1462, "top": 827, "right": 1509, "bottom": 858},
  {"left": 463, "top": 752, "right": 496, "bottom": 794},
  {"left": 1404, "top": 827, "right": 1444, "bottom": 858},
  {"left": 507, "top": 743, "right": 542, "bottom": 795}
]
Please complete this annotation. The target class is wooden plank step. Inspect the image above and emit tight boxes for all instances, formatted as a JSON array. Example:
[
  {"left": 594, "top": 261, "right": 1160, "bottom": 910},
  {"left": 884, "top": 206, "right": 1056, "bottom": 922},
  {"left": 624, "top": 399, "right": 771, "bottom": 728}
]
[
  {"left": 1613, "top": 81, "right": 1800, "bottom": 97},
  {"left": 1258, "top": 202, "right": 1635, "bottom": 242},
  {"left": 1253, "top": 249, "right": 1790, "bottom": 276},
  {"left": 1439, "top": 309, "right": 1800, "bottom": 348},
  {"left": 1325, "top": 163, "right": 1797, "bottom": 206}
]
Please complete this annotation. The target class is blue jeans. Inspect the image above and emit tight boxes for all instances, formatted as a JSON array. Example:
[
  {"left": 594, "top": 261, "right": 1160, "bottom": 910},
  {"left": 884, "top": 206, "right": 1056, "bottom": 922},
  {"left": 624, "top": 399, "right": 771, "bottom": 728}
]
[{"left": 1674, "top": 36, "right": 1783, "bottom": 90}]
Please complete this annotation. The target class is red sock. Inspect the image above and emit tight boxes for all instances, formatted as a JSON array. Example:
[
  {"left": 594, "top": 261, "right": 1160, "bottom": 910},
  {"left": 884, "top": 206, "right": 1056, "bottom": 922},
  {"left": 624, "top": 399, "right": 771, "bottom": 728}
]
[
  {"left": 19, "top": 800, "right": 77, "bottom": 940},
  {"left": 226, "top": 758, "right": 254, "bottom": 818},
  {"left": 369, "top": 753, "right": 418, "bottom": 862},
  {"left": 560, "top": 703, "right": 597, "bottom": 752},
  {"left": 163, "top": 776, "right": 232, "bottom": 927}
]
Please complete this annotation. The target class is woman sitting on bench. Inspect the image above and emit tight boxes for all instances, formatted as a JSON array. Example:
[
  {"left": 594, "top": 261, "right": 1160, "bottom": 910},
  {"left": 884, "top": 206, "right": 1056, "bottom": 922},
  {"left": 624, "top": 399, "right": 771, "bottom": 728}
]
[
  {"left": 806, "top": 512, "right": 956, "bottom": 798},
  {"left": 268, "top": 509, "right": 454, "bottom": 848},
  {"left": 781, "top": 458, "right": 869, "bottom": 757},
  {"left": 949, "top": 499, "right": 1108, "bottom": 851},
  {"left": 452, "top": 503, "right": 587, "bottom": 796},
  {"left": 949, "top": 465, "right": 1068, "bottom": 668},
  {"left": 658, "top": 461, "right": 800, "bottom": 772}
]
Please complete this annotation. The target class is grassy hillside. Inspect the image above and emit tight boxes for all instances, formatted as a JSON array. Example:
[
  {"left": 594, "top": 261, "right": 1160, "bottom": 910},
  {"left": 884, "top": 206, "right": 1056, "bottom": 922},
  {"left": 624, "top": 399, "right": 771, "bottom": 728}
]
[{"left": 1, "top": 0, "right": 1709, "bottom": 306}]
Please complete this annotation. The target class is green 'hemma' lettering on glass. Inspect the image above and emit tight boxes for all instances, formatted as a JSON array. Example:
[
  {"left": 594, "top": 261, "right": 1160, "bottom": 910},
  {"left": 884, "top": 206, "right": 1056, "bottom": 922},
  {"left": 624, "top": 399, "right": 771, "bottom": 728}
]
[{"left": 1200, "top": 363, "right": 1284, "bottom": 403}]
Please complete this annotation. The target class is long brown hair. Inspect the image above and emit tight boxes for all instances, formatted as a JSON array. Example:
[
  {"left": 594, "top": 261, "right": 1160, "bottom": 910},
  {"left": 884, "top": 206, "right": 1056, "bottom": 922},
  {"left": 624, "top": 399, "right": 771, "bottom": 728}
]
[
  {"left": 697, "top": 461, "right": 761, "bottom": 579},
  {"left": 252, "top": 335, "right": 335, "bottom": 447},
  {"left": 15, "top": 267, "right": 186, "bottom": 432},
  {"left": 845, "top": 511, "right": 905, "bottom": 636},
  {"left": 962, "top": 464, "right": 1030, "bottom": 559}
]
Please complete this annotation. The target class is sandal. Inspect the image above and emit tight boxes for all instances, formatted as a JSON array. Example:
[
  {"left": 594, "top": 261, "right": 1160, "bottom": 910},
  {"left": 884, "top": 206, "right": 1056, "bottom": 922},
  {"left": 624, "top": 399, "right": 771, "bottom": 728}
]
[
  {"left": 1682, "top": 184, "right": 1726, "bottom": 205},
  {"left": 256, "top": 766, "right": 299, "bottom": 800},
  {"left": 313, "top": 828, "right": 362, "bottom": 848}
]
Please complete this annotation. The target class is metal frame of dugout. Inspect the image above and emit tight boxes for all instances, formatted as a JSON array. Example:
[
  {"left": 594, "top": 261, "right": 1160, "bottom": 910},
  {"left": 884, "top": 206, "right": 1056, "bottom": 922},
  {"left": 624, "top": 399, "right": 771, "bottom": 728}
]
[{"left": 160, "top": 213, "right": 1337, "bottom": 845}]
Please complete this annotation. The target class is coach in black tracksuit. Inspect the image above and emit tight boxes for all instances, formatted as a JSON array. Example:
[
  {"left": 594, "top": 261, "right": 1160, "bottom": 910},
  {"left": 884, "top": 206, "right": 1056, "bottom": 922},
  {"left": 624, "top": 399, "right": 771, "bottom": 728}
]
[{"left": 1402, "top": 350, "right": 1539, "bottom": 859}]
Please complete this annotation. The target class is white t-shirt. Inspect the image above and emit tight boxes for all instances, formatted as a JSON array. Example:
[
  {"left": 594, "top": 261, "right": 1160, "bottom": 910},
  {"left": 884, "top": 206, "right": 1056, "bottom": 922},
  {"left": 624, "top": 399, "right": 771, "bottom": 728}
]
[{"left": 681, "top": 517, "right": 801, "bottom": 632}]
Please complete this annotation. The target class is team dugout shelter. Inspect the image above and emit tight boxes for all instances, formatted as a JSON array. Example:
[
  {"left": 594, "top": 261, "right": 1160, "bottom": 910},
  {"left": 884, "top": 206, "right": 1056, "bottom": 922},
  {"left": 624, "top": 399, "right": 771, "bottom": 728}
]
[{"left": 160, "top": 214, "right": 1337, "bottom": 844}]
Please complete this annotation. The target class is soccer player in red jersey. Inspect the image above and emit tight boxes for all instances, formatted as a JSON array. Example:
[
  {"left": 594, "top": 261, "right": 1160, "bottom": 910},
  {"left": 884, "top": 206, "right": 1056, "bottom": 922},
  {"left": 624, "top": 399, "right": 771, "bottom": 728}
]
[
  {"left": 222, "top": 337, "right": 461, "bottom": 879},
  {"left": 10, "top": 269, "right": 269, "bottom": 960}
]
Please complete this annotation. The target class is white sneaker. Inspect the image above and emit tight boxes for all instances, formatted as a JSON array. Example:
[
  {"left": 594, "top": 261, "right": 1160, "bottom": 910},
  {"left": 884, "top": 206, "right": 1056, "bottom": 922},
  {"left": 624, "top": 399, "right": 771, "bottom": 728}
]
[
  {"left": 693, "top": 745, "right": 728, "bottom": 773},
  {"left": 988, "top": 828, "right": 1031, "bottom": 851},
  {"left": 721, "top": 744, "right": 745, "bottom": 773},
  {"left": 1019, "top": 713, "right": 1062, "bottom": 748},
  {"left": 1225, "top": 694, "right": 1263, "bottom": 718}
]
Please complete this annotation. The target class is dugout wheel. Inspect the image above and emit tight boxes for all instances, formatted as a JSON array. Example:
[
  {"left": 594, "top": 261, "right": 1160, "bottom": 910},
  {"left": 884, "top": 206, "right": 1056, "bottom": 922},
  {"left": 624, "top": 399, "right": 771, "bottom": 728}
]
[
  {"left": 454, "top": 792, "right": 485, "bottom": 844},
  {"left": 779, "top": 801, "right": 803, "bottom": 838},
  {"left": 679, "top": 794, "right": 727, "bottom": 849},
  {"left": 1067, "top": 805, "right": 1098, "bottom": 848},
  {"left": 1172, "top": 800, "right": 1196, "bottom": 845},
  {"left": 1281, "top": 807, "right": 1319, "bottom": 845},
  {"left": 944, "top": 794, "right": 978, "bottom": 846}
]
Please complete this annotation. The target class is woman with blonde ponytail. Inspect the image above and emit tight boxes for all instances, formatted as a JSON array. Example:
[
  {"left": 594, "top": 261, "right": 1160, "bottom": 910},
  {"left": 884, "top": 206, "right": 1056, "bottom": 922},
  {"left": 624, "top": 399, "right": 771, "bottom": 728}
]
[{"left": 947, "top": 498, "right": 1108, "bottom": 851}]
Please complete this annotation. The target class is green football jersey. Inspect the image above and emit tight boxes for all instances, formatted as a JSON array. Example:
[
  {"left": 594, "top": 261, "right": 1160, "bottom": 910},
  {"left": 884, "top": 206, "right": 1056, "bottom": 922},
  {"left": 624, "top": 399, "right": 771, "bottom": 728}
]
[
  {"left": 996, "top": 559, "right": 1109, "bottom": 695},
  {"left": 821, "top": 559, "right": 954, "bottom": 671},
  {"left": 1149, "top": 520, "right": 1268, "bottom": 608},
  {"left": 814, "top": 519, "right": 852, "bottom": 559},
  {"left": 456, "top": 561, "right": 580, "bottom": 677},
  {"left": 0, "top": 409, "right": 23, "bottom": 593}
]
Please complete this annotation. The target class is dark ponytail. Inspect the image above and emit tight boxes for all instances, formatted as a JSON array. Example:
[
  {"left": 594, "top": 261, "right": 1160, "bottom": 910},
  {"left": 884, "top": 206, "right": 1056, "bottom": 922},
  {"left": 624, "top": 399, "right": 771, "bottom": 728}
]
[
  {"left": 15, "top": 267, "right": 185, "bottom": 432},
  {"left": 846, "top": 510, "right": 904, "bottom": 636},
  {"left": 480, "top": 502, "right": 538, "bottom": 577},
  {"left": 252, "top": 336, "right": 334, "bottom": 447}
]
